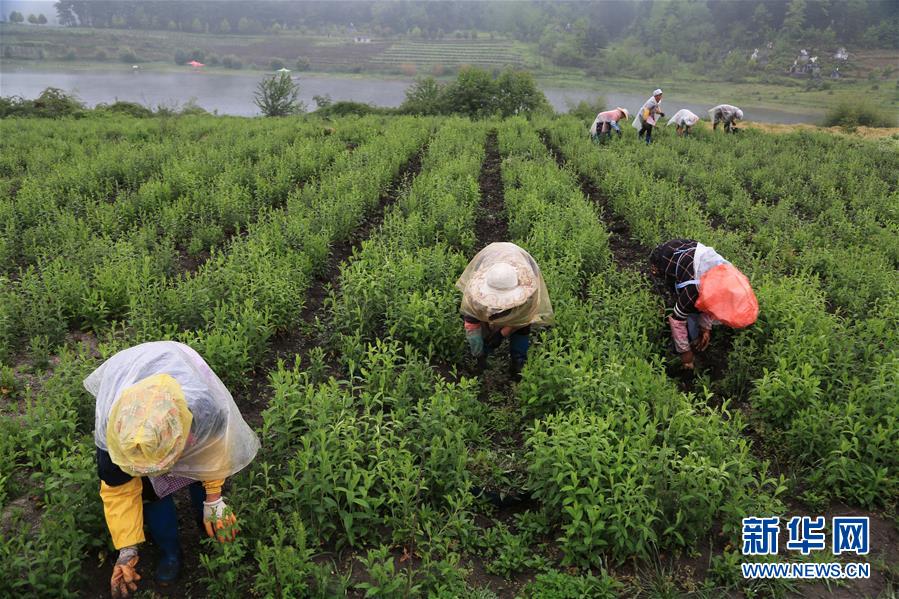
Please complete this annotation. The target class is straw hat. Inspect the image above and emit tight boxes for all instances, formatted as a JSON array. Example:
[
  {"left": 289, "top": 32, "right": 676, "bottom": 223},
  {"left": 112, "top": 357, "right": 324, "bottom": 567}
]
[
  {"left": 467, "top": 260, "right": 537, "bottom": 314},
  {"left": 107, "top": 373, "right": 193, "bottom": 477},
  {"left": 617, "top": 107, "right": 630, "bottom": 120}
]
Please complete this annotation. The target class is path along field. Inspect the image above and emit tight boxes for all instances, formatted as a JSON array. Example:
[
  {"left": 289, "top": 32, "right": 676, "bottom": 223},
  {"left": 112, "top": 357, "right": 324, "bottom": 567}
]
[{"left": 0, "top": 114, "right": 896, "bottom": 598}]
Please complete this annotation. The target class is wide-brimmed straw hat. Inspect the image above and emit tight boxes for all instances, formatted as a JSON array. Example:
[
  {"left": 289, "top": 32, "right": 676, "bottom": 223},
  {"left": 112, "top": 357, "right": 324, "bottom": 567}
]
[
  {"left": 467, "top": 260, "right": 537, "bottom": 314},
  {"left": 617, "top": 107, "right": 630, "bottom": 119}
]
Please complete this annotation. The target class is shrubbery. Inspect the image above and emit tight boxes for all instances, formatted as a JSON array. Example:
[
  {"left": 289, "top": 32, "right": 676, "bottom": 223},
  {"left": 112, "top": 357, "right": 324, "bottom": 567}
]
[
  {"left": 0, "top": 88, "right": 84, "bottom": 118},
  {"left": 221, "top": 54, "right": 243, "bottom": 69},
  {"left": 400, "top": 66, "right": 550, "bottom": 118},
  {"left": 824, "top": 100, "right": 896, "bottom": 128},
  {"left": 566, "top": 95, "right": 607, "bottom": 121}
]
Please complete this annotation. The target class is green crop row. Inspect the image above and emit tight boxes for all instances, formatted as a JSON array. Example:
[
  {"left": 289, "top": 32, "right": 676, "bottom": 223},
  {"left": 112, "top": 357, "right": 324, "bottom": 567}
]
[
  {"left": 1, "top": 114, "right": 893, "bottom": 597},
  {"left": 0, "top": 117, "right": 368, "bottom": 272},
  {"left": 605, "top": 125, "right": 898, "bottom": 318},
  {"left": 547, "top": 118, "right": 898, "bottom": 508},
  {"left": 196, "top": 118, "right": 490, "bottom": 597},
  {"left": 0, "top": 116, "right": 398, "bottom": 364},
  {"left": 327, "top": 118, "right": 486, "bottom": 366},
  {"left": 0, "top": 116, "right": 433, "bottom": 597},
  {"left": 496, "top": 117, "right": 784, "bottom": 567}
]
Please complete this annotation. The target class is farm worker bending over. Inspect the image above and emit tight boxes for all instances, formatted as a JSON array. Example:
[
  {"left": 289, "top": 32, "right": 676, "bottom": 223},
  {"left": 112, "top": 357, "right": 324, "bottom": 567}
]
[
  {"left": 633, "top": 88, "right": 665, "bottom": 144},
  {"left": 86, "top": 341, "right": 260, "bottom": 598},
  {"left": 649, "top": 239, "right": 759, "bottom": 370},
  {"left": 590, "top": 107, "right": 630, "bottom": 143},
  {"left": 667, "top": 109, "right": 701, "bottom": 136},
  {"left": 709, "top": 104, "right": 744, "bottom": 133},
  {"left": 456, "top": 242, "right": 554, "bottom": 381}
]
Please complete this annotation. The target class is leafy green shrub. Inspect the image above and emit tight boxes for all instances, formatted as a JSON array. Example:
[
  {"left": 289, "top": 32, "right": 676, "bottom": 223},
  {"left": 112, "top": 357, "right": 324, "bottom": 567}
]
[
  {"left": 252, "top": 513, "right": 321, "bottom": 597},
  {"left": 254, "top": 72, "right": 304, "bottom": 116},
  {"left": 118, "top": 47, "right": 138, "bottom": 63},
  {"left": 356, "top": 545, "right": 421, "bottom": 597},
  {"left": 96, "top": 101, "right": 154, "bottom": 118},
  {"left": 566, "top": 95, "right": 607, "bottom": 121},
  {"left": 0, "top": 87, "right": 85, "bottom": 118},
  {"left": 521, "top": 569, "right": 619, "bottom": 599},
  {"left": 526, "top": 408, "right": 662, "bottom": 564},
  {"left": 824, "top": 100, "right": 896, "bottom": 128},
  {"left": 400, "top": 67, "right": 549, "bottom": 118},
  {"left": 222, "top": 54, "right": 243, "bottom": 69}
]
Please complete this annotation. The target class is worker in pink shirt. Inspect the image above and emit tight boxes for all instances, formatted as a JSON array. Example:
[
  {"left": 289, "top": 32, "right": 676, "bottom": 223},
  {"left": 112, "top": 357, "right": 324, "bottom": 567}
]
[{"left": 590, "top": 107, "right": 631, "bottom": 144}]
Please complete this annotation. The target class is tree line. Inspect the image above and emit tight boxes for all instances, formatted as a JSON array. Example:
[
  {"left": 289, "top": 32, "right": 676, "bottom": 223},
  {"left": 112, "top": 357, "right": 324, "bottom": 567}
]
[
  {"left": 51, "top": 1, "right": 899, "bottom": 52},
  {"left": 5, "top": 11, "right": 48, "bottom": 24}
]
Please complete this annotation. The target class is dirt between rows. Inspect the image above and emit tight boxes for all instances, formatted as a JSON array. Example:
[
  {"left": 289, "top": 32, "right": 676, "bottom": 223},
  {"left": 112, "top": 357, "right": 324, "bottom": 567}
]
[
  {"left": 539, "top": 133, "right": 649, "bottom": 276},
  {"left": 474, "top": 131, "right": 509, "bottom": 252}
]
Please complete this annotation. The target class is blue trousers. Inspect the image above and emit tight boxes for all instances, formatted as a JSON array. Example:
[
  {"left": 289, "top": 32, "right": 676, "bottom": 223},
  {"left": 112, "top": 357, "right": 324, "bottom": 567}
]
[
  {"left": 485, "top": 328, "right": 530, "bottom": 367},
  {"left": 686, "top": 313, "right": 701, "bottom": 343}
]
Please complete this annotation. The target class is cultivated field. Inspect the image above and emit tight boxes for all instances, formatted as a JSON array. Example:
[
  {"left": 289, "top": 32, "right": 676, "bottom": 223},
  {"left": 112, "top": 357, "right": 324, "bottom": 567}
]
[{"left": 0, "top": 115, "right": 896, "bottom": 598}]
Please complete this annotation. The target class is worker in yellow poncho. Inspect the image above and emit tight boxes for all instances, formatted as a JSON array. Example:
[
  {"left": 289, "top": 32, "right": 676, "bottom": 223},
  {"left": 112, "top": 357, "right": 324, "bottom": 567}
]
[
  {"left": 456, "top": 242, "right": 554, "bottom": 381},
  {"left": 85, "top": 341, "right": 260, "bottom": 598}
]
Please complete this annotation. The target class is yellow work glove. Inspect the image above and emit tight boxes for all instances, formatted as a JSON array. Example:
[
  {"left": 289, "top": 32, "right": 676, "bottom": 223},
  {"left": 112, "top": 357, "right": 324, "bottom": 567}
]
[
  {"left": 203, "top": 497, "right": 238, "bottom": 542},
  {"left": 110, "top": 546, "right": 141, "bottom": 598}
]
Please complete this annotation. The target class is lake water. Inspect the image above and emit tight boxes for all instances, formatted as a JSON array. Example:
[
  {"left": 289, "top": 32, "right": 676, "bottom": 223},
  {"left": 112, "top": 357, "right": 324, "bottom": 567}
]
[{"left": 0, "top": 68, "right": 819, "bottom": 124}]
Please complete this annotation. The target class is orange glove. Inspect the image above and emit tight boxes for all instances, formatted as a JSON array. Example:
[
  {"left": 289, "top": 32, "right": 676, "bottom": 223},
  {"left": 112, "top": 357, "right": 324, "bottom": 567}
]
[
  {"left": 110, "top": 547, "right": 141, "bottom": 598},
  {"left": 203, "top": 497, "right": 238, "bottom": 542}
]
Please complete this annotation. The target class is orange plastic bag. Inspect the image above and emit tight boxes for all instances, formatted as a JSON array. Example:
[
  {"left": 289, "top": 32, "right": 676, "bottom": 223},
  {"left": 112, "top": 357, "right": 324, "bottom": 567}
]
[{"left": 695, "top": 264, "right": 759, "bottom": 328}]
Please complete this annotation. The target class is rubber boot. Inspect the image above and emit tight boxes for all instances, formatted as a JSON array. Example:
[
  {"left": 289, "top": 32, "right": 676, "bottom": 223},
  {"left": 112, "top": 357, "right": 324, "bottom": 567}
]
[
  {"left": 508, "top": 358, "right": 524, "bottom": 383},
  {"left": 475, "top": 354, "right": 487, "bottom": 375},
  {"left": 144, "top": 496, "right": 182, "bottom": 585},
  {"left": 508, "top": 331, "right": 529, "bottom": 383}
]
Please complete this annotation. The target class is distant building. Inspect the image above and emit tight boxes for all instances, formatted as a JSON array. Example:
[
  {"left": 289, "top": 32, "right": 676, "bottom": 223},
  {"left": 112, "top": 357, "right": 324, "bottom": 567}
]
[{"left": 353, "top": 36, "right": 371, "bottom": 43}]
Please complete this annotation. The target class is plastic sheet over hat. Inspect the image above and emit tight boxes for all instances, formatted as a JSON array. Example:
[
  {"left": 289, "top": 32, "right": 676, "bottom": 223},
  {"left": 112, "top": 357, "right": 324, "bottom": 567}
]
[
  {"left": 709, "top": 104, "right": 743, "bottom": 122},
  {"left": 87, "top": 341, "right": 260, "bottom": 481},
  {"left": 456, "top": 242, "right": 554, "bottom": 328},
  {"left": 695, "top": 264, "right": 759, "bottom": 328},
  {"left": 667, "top": 109, "right": 700, "bottom": 127},
  {"left": 106, "top": 373, "right": 193, "bottom": 477}
]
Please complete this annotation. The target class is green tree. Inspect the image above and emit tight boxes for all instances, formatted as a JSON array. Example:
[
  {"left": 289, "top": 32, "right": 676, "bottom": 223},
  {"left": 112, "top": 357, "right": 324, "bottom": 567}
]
[
  {"left": 494, "top": 69, "right": 550, "bottom": 117},
  {"left": 401, "top": 76, "right": 444, "bottom": 114},
  {"left": 254, "top": 72, "right": 304, "bottom": 116},
  {"left": 27, "top": 13, "right": 38, "bottom": 24},
  {"left": 441, "top": 66, "right": 496, "bottom": 118},
  {"left": 9, "top": 11, "right": 24, "bottom": 23},
  {"left": 37, "top": 14, "right": 47, "bottom": 24},
  {"left": 752, "top": 4, "right": 773, "bottom": 41},
  {"left": 218, "top": 18, "right": 231, "bottom": 34},
  {"left": 784, "top": 0, "right": 808, "bottom": 39}
]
